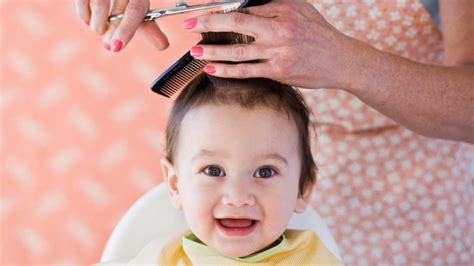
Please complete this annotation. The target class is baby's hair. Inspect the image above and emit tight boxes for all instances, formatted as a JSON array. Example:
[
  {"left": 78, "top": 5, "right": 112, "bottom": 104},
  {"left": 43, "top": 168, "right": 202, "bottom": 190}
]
[{"left": 164, "top": 73, "right": 316, "bottom": 196}]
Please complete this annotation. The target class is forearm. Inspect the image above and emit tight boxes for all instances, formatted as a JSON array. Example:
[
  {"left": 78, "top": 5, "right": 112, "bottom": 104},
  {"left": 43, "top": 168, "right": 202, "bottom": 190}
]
[
  {"left": 346, "top": 43, "right": 474, "bottom": 143},
  {"left": 184, "top": 0, "right": 473, "bottom": 143}
]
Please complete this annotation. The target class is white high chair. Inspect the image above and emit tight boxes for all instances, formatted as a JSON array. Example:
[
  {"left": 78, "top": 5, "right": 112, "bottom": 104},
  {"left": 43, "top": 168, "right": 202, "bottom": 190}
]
[{"left": 100, "top": 183, "right": 342, "bottom": 263}]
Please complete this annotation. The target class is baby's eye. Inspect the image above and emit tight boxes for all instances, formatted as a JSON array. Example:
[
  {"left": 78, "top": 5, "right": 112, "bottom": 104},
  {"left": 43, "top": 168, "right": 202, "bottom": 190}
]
[
  {"left": 254, "top": 167, "right": 276, "bottom": 178},
  {"left": 203, "top": 166, "right": 225, "bottom": 177}
]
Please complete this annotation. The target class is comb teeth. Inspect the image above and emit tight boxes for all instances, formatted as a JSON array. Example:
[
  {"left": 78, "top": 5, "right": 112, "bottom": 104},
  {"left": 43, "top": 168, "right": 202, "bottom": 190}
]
[{"left": 151, "top": 54, "right": 207, "bottom": 98}]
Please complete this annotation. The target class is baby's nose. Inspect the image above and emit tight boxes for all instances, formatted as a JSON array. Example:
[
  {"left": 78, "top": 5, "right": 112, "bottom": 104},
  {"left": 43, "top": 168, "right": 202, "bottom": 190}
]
[{"left": 221, "top": 179, "right": 255, "bottom": 207}]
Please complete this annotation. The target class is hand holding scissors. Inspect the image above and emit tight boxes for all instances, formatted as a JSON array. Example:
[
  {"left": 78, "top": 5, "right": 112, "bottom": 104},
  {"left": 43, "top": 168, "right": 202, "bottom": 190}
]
[{"left": 74, "top": 0, "right": 241, "bottom": 52}]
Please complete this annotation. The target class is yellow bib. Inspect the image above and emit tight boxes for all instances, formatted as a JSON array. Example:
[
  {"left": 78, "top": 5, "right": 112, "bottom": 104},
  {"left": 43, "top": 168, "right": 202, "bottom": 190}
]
[{"left": 159, "top": 229, "right": 344, "bottom": 265}]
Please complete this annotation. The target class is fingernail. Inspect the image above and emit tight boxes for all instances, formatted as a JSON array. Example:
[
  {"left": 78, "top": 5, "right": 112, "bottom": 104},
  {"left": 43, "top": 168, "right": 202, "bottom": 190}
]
[
  {"left": 183, "top": 18, "right": 197, "bottom": 29},
  {"left": 111, "top": 39, "right": 123, "bottom": 52},
  {"left": 203, "top": 65, "right": 216, "bottom": 74},
  {"left": 104, "top": 43, "right": 111, "bottom": 51},
  {"left": 190, "top": 46, "right": 203, "bottom": 57},
  {"left": 85, "top": 20, "right": 90, "bottom": 26}
]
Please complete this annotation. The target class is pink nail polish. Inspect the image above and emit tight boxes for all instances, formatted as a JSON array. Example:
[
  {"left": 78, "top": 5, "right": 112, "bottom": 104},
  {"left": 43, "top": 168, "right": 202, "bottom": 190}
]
[
  {"left": 203, "top": 65, "right": 216, "bottom": 74},
  {"left": 111, "top": 40, "right": 123, "bottom": 52},
  {"left": 190, "top": 46, "right": 203, "bottom": 57},
  {"left": 85, "top": 20, "right": 90, "bottom": 26},
  {"left": 183, "top": 18, "right": 197, "bottom": 29},
  {"left": 104, "top": 43, "right": 111, "bottom": 50}
]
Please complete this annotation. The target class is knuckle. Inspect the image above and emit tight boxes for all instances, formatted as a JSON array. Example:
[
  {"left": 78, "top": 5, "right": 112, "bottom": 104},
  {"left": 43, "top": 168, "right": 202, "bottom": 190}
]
[
  {"left": 229, "top": 13, "right": 245, "bottom": 27},
  {"left": 274, "top": 3, "right": 287, "bottom": 13},
  {"left": 110, "top": 0, "right": 127, "bottom": 13},
  {"left": 232, "top": 45, "right": 247, "bottom": 61},
  {"left": 220, "top": 66, "right": 228, "bottom": 77},
  {"left": 280, "top": 3, "right": 300, "bottom": 22},
  {"left": 126, "top": 1, "right": 147, "bottom": 18},
  {"left": 92, "top": 0, "right": 107, "bottom": 9},
  {"left": 92, "top": 24, "right": 106, "bottom": 35},
  {"left": 280, "top": 3, "right": 294, "bottom": 13},
  {"left": 288, "top": 3, "right": 300, "bottom": 13},
  {"left": 275, "top": 65, "right": 288, "bottom": 81},
  {"left": 280, "top": 23, "right": 296, "bottom": 40},
  {"left": 268, "top": 20, "right": 281, "bottom": 33},
  {"left": 237, "top": 67, "right": 251, "bottom": 78},
  {"left": 198, "top": 15, "right": 211, "bottom": 31},
  {"left": 272, "top": 55, "right": 289, "bottom": 78},
  {"left": 261, "top": 66, "right": 272, "bottom": 79},
  {"left": 206, "top": 46, "right": 216, "bottom": 58},
  {"left": 286, "top": 10, "right": 298, "bottom": 22},
  {"left": 281, "top": 45, "right": 296, "bottom": 57}
]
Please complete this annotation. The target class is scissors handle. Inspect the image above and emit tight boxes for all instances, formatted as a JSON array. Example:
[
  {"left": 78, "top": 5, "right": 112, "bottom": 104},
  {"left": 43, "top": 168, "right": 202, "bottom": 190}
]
[{"left": 108, "top": 1, "right": 242, "bottom": 22}]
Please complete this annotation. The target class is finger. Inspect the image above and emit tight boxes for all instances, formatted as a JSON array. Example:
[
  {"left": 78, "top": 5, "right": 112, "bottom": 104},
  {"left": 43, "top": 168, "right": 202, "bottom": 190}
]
[
  {"left": 184, "top": 12, "right": 273, "bottom": 40},
  {"left": 190, "top": 44, "right": 269, "bottom": 62},
  {"left": 109, "top": 0, "right": 149, "bottom": 52},
  {"left": 90, "top": 0, "right": 110, "bottom": 34},
  {"left": 203, "top": 62, "right": 270, "bottom": 79},
  {"left": 102, "top": 0, "right": 128, "bottom": 50},
  {"left": 102, "top": 20, "right": 117, "bottom": 50},
  {"left": 137, "top": 21, "right": 169, "bottom": 50},
  {"left": 74, "top": 0, "right": 92, "bottom": 25}
]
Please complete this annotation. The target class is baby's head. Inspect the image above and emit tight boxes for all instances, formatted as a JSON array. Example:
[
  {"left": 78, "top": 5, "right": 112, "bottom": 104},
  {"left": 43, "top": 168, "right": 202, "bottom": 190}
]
[{"left": 161, "top": 74, "right": 316, "bottom": 257}]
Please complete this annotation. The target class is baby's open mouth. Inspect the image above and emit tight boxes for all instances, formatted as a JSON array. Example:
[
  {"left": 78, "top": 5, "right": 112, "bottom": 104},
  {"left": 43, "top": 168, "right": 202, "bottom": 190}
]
[
  {"left": 217, "top": 218, "right": 257, "bottom": 228},
  {"left": 216, "top": 218, "right": 258, "bottom": 236}
]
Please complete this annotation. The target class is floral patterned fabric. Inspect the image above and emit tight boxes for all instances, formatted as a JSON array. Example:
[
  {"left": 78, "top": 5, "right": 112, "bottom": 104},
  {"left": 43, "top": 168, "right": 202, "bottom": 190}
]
[{"left": 303, "top": 0, "right": 473, "bottom": 265}]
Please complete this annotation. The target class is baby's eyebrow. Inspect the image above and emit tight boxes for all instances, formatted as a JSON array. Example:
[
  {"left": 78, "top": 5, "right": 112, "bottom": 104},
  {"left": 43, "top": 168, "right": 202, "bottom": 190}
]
[
  {"left": 191, "top": 149, "right": 288, "bottom": 165},
  {"left": 257, "top": 153, "right": 288, "bottom": 166},
  {"left": 191, "top": 149, "right": 228, "bottom": 162}
]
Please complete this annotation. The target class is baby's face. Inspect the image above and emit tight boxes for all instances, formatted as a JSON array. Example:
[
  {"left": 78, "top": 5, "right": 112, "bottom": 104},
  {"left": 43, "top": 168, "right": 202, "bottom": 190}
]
[{"left": 163, "top": 104, "right": 310, "bottom": 257}]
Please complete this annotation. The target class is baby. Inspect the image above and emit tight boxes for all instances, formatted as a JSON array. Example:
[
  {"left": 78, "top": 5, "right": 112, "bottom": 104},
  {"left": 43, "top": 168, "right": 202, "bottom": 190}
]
[{"left": 158, "top": 74, "right": 342, "bottom": 264}]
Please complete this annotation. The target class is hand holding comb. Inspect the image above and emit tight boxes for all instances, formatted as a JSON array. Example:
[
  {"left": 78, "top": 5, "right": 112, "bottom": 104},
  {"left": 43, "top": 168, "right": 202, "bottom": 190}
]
[{"left": 150, "top": 0, "right": 272, "bottom": 98}]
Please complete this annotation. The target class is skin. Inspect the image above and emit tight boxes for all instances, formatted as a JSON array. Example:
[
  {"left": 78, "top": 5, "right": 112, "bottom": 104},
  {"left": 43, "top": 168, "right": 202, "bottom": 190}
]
[
  {"left": 76, "top": 0, "right": 474, "bottom": 143},
  {"left": 161, "top": 104, "right": 313, "bottom": 257},
  {"left": 74, "top": 0, "right": 169, "bottom": 51}
]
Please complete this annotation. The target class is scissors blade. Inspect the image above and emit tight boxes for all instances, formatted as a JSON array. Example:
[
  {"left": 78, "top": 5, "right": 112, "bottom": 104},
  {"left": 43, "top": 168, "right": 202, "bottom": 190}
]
[{"left": 109, "top": 0, "right": 242, "bottom": 22}]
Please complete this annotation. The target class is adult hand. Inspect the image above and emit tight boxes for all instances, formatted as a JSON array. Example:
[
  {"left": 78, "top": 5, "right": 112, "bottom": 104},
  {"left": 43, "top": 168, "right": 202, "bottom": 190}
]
[
  {"left": 184, "top": 0, "right": 474, "bottom": 143},
  {"left": 183, "top": 0, "right": 370, "bottom": 90},
  {"left": 74, "top": 0, "right": 169, "bottom": 52}
]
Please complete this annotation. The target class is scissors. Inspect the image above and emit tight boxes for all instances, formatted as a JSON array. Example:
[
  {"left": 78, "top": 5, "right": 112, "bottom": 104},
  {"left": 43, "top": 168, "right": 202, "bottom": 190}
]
[{"left": 108, "top": 0, "right": 243, "bottom": 22}]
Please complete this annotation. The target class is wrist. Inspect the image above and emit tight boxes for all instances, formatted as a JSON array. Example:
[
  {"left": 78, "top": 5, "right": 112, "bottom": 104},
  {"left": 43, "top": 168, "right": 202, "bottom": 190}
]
[{"left": 339, "top": 36, "right": 394, "bottom": 95}]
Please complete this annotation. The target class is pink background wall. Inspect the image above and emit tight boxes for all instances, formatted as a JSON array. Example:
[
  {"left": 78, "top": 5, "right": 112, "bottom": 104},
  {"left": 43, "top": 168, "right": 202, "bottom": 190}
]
[
  {"left": 3, "top": 0, "right": 473, "bottom": 265},
  {"left": 1, "top": 0, "right": 203, "bottom": 264}
]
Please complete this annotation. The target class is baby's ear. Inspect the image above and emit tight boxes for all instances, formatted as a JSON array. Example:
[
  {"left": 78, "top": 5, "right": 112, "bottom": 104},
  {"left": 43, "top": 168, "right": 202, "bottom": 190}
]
[
  {"left": 161, "top": 158, "right": 182, "bottom": 210},
  {"left": 294, "top": 181, "right": 315, "bottom": 213}
]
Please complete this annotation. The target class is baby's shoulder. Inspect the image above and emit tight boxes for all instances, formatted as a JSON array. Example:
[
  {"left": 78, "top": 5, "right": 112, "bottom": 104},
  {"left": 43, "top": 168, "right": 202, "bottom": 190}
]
[
  {"left": 281, "top": 229, "right": 344, "bottom": 265},
  {"left": 96, "top": 231, "right": 188, "bottom": 265},
  {"left": 283, "top": 228, "right": 318, "bottom": 240}
]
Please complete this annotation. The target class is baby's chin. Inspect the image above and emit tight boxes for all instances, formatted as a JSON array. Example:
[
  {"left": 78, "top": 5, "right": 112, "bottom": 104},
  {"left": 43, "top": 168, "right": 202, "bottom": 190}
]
[
  {"left": 214, "top": 240, "right": 272, "bottom": 258},
  {"left": 217, "top": 245, "right": 260, "bottom": 258}
]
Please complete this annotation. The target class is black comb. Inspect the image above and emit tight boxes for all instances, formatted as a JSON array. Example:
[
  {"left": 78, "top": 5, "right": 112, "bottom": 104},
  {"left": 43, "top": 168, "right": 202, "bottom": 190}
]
[{"left": 151, "top": 0, "right": 272, "bottom": 98}]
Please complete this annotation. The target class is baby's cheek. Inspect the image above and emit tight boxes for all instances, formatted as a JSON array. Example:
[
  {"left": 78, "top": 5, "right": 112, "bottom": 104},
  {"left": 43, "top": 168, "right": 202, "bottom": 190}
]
[
  {"left": 265, "top": 199, "right": 294, "bottom": 229},
  {"left": 182, "top": 191, "right": 211, "bottom": 214},
  {"left": 185, "top": 207, "right": 215, "bottom": 243},
  {"left": 183, "top": 188, "right": 215, "bottom": 213}
]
